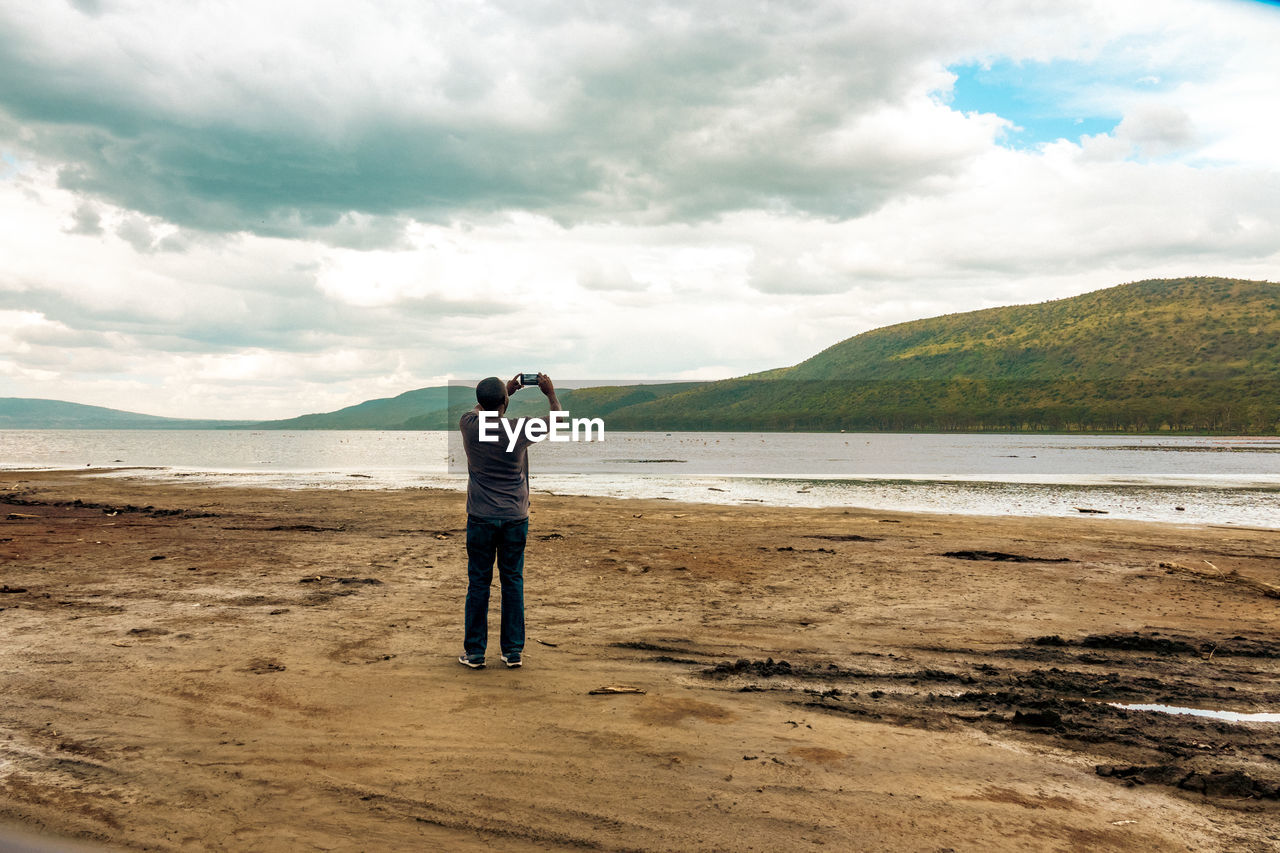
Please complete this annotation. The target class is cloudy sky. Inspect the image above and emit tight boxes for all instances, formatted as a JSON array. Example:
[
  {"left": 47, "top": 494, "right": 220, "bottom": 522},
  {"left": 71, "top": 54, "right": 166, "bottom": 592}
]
[{"left": 2, "top": 0, "right": 1279, "bottom": 419}]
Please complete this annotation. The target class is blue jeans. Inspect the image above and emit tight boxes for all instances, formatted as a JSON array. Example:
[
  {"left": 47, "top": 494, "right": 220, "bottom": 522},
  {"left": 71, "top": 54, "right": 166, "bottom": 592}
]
[{"left": 463, "top": 515, "right": 527, "bottom": 659}]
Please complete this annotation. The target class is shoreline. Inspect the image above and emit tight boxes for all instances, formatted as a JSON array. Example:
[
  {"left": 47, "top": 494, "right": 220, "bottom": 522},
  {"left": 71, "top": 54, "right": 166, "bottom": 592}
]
[
  {"left": 8, "top": 464, "right": 1278, "bottom": 531},
  {"left": 4, "top": 429, "right": 1278, "bottom": 529},
  {"left": 2, "top": 470, "right": 1278, "bottom": 851},
  {"left": 5, "top": 426, "right": 1280, "bottom": 436}
]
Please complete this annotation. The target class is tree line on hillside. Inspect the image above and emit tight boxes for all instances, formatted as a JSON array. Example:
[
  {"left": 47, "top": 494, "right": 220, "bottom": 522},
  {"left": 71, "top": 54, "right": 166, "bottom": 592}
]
[{"left": 595, "top": 379, "right": 1280, "bottom": 434}]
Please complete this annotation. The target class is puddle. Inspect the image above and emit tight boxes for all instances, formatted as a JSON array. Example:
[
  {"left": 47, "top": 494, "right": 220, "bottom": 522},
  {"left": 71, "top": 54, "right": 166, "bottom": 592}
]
[{"left": 1109, "top": 702, "right": 1280, "bottom": 723}]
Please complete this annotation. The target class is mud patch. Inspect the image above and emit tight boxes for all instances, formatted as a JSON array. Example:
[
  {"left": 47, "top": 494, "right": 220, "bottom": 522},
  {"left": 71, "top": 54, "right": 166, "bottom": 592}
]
[
  {"left": 126, "top": 627, "right": 171, "bottom": 637},
  {"left": 53, "top": 600, "right": 127, "bottom": 616},
  {"left": 612, "top": 640, "right": 708, "bottom": 657},
  {"left": 694, "top": 636, "right": 1280, "bottom": 806},
  {"left": 959, "top": 786, "right": 1083, "bottom": 811},
  {"left": 940, "top": 551, "right": 1069, "bottom": 563},
  {"left": 788, "top": 746, "right": 848, "bottom": 765},
  {"left": 1028, "top": 631, "right": 1280, "bottom": 659},
  {"left": 0, "top": 494, "right": 213, "bottom": 518},
  {"left": 245, "top": 659, "right": 287, "bottom": 674},
  {"left": 1097, "top": 764, "right": 1279, "bottom": 799},
  {"left": 706, "top": 657, "right": 971, "bottom": 686},
  {"left": 227, "top": 595, "right": 296, "bottom": 607},
  {"left": 635, "top": 697, "right": 734, "bottom": 726}
]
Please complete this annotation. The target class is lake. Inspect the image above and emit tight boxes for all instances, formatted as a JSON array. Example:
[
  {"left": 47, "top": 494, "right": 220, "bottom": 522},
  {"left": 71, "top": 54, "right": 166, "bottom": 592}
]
[{"left": 2, "top": 430, "right": 1277, "bottom": 528}]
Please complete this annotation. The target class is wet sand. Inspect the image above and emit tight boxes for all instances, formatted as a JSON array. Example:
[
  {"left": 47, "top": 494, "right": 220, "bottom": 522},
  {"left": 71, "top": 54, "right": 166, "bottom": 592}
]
[{"left": 1, "top": 470, "right": 1278, "bottom": 852}]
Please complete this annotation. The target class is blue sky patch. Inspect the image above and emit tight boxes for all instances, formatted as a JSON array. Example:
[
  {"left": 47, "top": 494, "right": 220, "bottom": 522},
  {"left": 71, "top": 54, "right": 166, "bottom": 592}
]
[
  {"left": 1, "top": 152, "right": 20, "bottom": 180},
  {"left": 946, "top": 59, "right": 1137, "bottom": 147}
]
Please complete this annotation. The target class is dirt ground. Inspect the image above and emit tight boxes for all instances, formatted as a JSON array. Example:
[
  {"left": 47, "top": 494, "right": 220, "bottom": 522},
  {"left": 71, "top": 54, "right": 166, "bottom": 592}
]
[{"left": 1, "top": 469, "right": 1278, "bottom": 852}]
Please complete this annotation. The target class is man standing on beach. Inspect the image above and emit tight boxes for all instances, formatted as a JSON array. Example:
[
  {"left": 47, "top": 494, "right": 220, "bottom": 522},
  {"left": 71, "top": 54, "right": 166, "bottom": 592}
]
[{"left": 457, "top": 373, "right": 560, "bottom": 670}]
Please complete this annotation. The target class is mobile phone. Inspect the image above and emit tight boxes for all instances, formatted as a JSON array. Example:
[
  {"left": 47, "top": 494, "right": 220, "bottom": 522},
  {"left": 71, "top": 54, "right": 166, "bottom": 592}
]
[{"left": 519, "top": 373, "right": 541, "bottom": 386}]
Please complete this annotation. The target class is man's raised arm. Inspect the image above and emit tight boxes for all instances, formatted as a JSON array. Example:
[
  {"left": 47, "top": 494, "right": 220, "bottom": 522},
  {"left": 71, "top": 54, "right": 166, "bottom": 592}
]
[{"left": 537, "top": 373, "right": 561, "bottom": 412}]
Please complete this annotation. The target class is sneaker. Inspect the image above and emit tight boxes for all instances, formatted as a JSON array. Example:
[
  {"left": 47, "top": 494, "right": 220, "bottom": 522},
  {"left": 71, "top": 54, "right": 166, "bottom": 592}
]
[
  {"left": 500, "top": 652, "right": 523, "bottom": 668},
  {"left": 457, "top": 654, "right": 485, "bottom": 669}
]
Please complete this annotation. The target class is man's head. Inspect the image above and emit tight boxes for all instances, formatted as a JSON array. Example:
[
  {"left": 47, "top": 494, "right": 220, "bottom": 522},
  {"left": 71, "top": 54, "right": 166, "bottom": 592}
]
[{"left": 475, "top": 376, "right": 508, "bottom": 412}]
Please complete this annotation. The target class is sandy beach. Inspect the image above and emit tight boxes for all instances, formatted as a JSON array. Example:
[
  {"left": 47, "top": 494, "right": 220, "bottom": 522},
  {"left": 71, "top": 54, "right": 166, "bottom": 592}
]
[{"left": 1, "top": 470, "right": 1278, "bottom": 852}]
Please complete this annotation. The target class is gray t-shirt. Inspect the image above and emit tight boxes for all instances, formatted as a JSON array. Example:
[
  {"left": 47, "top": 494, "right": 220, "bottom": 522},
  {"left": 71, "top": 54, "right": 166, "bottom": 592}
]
[{"left": 459, "top": 409, "right": 546, "bottom": 519}]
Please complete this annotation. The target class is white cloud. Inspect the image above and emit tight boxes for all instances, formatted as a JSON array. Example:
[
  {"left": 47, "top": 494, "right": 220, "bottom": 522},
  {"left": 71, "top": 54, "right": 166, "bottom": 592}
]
[
  {"left": 65, "top": 201, "right": 103, "bottom": 235},
  {"left": 1, "top": 0, "right": 1279, "bottom": 418},
  {"left": 576, "top": 259, "right": 647, "bottom": 293},
  {"left": 1114, "top": 105, "right": 1197, "bottom": 157}
]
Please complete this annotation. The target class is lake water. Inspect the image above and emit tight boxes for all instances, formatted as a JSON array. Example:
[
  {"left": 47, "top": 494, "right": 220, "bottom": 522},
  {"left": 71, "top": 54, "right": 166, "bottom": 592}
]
[
  {"left": 1108, "top": 703, "right": 1280, "bottom": 724},
  {"left": 2, "top": 430, "right": 1277, "bottom": 528}
]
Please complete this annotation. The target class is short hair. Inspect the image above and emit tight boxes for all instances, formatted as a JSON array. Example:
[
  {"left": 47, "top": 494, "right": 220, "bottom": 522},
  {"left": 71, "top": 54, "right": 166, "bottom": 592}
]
[{"left": 475, "top": 376, "right": 506, "bottom": 410}]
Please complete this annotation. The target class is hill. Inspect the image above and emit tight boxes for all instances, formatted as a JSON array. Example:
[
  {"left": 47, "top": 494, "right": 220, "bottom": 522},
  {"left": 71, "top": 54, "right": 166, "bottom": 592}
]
[
  {"left": 594, "top": 277, "right": 1280, "bottom": 433},
  {"left": 253, "top": 386, "right": 453, "bottom": 429},
  {"left": 0, "top": 398, "right": 252, "bottom": 430},
  {"left": 787, "top": 277, "right": 1279, "bottom": 382}
]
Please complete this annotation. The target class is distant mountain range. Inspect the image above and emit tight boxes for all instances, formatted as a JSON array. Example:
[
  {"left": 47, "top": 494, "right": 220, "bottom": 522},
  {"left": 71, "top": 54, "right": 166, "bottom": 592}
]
[
  {"left": 4, "top": 277, "right": 1277, "bottom": 433},
  {"left": 0, "top": 398, "right": 256, "bottom": 430},
  {"left": 254, "top": 386, "right": 453, "bottom": 430}
]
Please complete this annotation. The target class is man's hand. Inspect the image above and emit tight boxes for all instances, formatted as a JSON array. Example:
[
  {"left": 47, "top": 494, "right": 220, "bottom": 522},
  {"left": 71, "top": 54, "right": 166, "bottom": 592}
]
[
  {"left": 537, "top": 373, "right": 561, "bottom": 411},
  {"left": 506, "top": 375, "right": 521, "bottom": 396}
]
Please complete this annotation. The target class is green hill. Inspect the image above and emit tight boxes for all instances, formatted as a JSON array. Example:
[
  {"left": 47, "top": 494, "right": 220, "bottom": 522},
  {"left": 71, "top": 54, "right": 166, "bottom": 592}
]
[
  {"left": 0, "top": 398, "right": 252, "bottom": 429},
  {"left": 253, "top": 386, "right": 453, "bottom": 430},
  {"left": 595, "top": 277, "right": 1280, "bottom": 433},
  {"left": 787, "top": 277, "right": 1279, "bottom": 382}
]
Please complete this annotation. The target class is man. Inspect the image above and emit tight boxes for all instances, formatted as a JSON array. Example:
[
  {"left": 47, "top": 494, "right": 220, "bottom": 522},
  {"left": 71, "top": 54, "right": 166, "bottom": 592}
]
[{"left": 457, "top": 372, "right": 560, "bottom": 669}]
